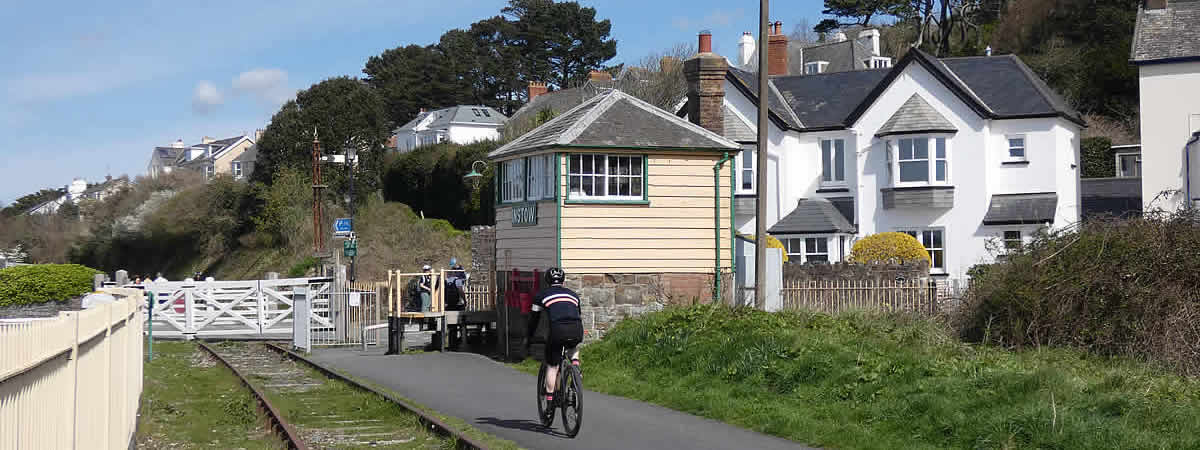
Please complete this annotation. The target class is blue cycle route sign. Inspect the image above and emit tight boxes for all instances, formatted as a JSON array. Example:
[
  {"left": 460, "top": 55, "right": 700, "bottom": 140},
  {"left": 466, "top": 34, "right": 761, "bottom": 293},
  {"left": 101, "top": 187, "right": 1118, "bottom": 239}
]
[{"left": 334, "top": 218, "right": 353, "bottom": 237}]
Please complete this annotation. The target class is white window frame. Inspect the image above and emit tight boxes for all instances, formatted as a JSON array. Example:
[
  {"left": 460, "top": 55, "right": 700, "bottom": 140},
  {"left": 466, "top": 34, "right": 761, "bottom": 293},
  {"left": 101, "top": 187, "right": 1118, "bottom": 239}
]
[
  {"left": 232, "top": 162, "right": 243, "bottom": 179},
  {"left": 500, "top": 159, "right": 525, "bottom": 203},
  {"left": 1006, "top": 135, "right": 1027, "bottom": 162},
  {"left": 203, "top": 165, "right": 214, "bottom": 180},
  {"left": 889, "top": 136, "right": 950, "bottom": 187},
  {"left": 865, "top": 57, "right": 891, "bottom": 69},
  {"left": 525, "top": 154, "right": 555, "bottom": 201},
  {"left": 567, "top": 154, "right": 644, "bottom": 201},
  {"left": 898, "top": 228, "right": 946, "bottom": 273},
  {"left": 820, "top": 138, "right": 847, "bottom": 187},
  {"left": 804, "top": 61, "right": 829, "bottom": 74},
  {"left": 783, "top": 236, "right": 834, "bottom": 264},
  {"left": 1114, "top": 152, "right": 1141, "bottom": 178},
  {"left": 1002, "top": 230, "right": 1022, "bottom": 252},
  {"left": 736, "top": 146, "right": 756, "bottom": 195}
]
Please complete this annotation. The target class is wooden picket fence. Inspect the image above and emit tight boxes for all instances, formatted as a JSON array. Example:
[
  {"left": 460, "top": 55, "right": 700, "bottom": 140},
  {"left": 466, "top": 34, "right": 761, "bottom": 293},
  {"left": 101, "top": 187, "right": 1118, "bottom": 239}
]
[{"left": 780, "top": 278, "right": 938, "bottom": 315}]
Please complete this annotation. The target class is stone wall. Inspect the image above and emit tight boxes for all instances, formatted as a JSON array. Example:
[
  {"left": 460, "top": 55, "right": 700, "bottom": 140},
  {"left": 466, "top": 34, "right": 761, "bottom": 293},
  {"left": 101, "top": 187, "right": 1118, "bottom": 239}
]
[
  {"left": 564, "top": 272, "right": 714, "bottom": 339},
  {"left": 470, "top": 225, "right": 496, "bottom": 283},
  {"left": 782, "top": 261, "right": 929, "bottom": 283}
]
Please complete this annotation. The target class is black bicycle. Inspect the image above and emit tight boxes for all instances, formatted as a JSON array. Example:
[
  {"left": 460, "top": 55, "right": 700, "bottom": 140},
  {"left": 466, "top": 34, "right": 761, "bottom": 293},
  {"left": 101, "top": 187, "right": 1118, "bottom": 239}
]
[{"left": 536, "top": 344, "right": 583, "bottom": 437}]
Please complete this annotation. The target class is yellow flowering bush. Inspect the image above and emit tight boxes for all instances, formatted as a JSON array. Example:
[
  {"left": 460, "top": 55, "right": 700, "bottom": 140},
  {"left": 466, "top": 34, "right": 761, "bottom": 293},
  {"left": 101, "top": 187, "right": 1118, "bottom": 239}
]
[{"left": 848, "top": 232, "right": 930, "bottom": 266}]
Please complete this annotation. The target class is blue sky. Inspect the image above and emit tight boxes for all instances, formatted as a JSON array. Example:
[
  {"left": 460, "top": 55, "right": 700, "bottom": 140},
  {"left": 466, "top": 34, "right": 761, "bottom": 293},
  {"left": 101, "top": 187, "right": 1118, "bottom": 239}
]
[{"left": 0, "top": 0, "right": 827, "bottom": 206}]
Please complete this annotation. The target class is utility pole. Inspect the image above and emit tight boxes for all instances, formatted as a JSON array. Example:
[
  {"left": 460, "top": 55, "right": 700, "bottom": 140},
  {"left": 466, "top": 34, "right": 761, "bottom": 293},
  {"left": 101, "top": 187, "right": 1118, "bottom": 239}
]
[
  {"left": 312, "top": 128, "right": 327, "bottom": 259},
  {"left": 754, "top": 0, "right": 770, "bottom": 310}
]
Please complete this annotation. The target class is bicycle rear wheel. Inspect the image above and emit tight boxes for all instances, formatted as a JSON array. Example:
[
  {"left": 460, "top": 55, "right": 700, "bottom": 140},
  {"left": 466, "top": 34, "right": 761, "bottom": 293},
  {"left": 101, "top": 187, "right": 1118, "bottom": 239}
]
[
  {"left": 559, "top": 363, "right": 583, "bottom": 438},
  {"left": 536, "top": 363, "right": 555, "bottom": 427}
]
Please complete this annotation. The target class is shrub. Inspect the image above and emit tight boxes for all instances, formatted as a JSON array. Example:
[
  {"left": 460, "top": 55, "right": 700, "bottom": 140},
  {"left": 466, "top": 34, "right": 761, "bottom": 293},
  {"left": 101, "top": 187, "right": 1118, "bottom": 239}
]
[
  {"left": 848, "top": 232, "right": 930, "bottom": 266},
  {"left": 0, "top": 264, "right": 101, "bottom": 307},
  {"left": 959, "top": 209, "right": 1200, "bottom": 375}
]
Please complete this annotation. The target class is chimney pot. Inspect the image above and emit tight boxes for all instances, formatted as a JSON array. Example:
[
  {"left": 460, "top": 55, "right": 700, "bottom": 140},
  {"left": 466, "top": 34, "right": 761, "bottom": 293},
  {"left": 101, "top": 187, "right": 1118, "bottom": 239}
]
[
  {"left": 698, "top": 30, "right": 713, "bottom": 53},
  {"left": 588, "top": 70, "right": 613, "bottom": 83}
]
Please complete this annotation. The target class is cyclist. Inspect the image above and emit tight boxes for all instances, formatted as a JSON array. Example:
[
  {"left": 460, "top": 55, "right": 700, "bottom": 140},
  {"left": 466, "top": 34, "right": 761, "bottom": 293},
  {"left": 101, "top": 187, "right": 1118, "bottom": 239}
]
[{"left": 526, "top": 267, "right": 583, "bottom": 402}]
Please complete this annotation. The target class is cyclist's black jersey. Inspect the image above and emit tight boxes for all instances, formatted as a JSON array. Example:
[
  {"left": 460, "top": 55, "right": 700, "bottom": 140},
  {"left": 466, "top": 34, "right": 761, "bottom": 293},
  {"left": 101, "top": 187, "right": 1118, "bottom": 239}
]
[{"left": 531, "top": 286, "right": 582, "bottom": 324}]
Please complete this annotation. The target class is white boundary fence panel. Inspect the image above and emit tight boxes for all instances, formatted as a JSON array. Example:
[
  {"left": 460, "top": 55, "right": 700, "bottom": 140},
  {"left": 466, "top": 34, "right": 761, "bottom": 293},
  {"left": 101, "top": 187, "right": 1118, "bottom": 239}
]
[
  {"left": 0, "top": 288, "right": 144, "bottom": 450},
  {"left": 143, "top": 277, "right": 333, "bottom": 338}
]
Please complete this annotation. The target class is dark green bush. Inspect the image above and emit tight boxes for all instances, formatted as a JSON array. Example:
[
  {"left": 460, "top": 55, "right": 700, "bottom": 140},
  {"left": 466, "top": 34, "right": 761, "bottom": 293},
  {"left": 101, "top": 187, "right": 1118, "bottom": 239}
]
[
  {"left": 959, "top": 209, "right": 1200, "bottom": 375},
  {"left": 0, "top": 264, "right": 102, "bottom": 307}
]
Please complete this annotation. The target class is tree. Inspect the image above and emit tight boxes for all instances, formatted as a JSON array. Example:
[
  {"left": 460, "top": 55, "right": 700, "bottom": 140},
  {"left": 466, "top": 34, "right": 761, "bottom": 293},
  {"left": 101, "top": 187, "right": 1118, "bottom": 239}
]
[
  {"left": 363, "top": 45, "right": 465, "bottom": 128},
  {"left": 502, "top": 0, "right": 617, "bottom": 88},
  {"left": 2, "top": 188, "right": 65, "bottom": 217},
  {"left": 817, "top": 0, "right": 911, "bottom": 32},
  {"left": 253, "top": 77, "right": 390, "bottom": 206}
]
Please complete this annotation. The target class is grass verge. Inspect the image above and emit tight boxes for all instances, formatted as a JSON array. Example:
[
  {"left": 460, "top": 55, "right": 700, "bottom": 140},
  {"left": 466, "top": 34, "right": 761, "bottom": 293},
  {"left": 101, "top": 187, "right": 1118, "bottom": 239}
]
[
  {"left": 137, "top": 341, "right": 282, "bottom": 449},
  {"left": 514, "top": 306, "right": 1200, "bottom": 449}
]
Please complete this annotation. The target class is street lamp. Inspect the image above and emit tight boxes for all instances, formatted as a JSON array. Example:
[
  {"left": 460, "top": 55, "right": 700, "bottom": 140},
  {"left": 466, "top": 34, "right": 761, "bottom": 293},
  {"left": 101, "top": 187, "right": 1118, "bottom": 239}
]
[{"left": 464, "top": 160, "right": 487, "bottom": 189}]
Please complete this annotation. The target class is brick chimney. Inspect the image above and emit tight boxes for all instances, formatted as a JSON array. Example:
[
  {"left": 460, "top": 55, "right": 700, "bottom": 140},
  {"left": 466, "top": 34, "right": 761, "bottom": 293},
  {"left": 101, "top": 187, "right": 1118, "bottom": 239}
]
[
  {"left": 684, "top": 30, "right": 727, "bottom": 135},
  {"left": 588, "top": 70, "right": 613, "bottom": 83},
  {"left": 768, "top": 21, "right": 789, "bottom": 76},
  {"left": 1146, "top": 0, "right": 1167, "bottom": 8},
  {"left": 528, "top": 81, "right": 548, "bottom": 101}
]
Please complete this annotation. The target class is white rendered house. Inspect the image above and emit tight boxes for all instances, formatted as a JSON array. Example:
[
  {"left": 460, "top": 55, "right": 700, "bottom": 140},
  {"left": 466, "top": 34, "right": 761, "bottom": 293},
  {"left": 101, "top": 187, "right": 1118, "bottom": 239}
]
[
  {"left": 683, "top": 46, "right": 1084, "bottom": 279},
  {"left": 393, "top": 105, "right": 507, "bottom": 153},
  {"left": 1131, "top": 0, "right": 1200, "bottom": 211}
]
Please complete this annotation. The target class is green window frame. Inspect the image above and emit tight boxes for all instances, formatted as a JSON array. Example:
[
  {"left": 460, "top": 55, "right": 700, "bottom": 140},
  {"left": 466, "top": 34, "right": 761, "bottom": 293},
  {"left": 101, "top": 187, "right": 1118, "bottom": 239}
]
[{"left": 564, "top": 153, "right": 649, "bottom": 204}]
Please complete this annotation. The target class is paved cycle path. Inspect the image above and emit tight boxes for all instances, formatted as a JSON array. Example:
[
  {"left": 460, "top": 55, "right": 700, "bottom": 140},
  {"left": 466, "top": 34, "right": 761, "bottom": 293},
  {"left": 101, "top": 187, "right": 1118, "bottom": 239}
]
[{"left": 310, "top": 348, "right": 813, "bottom": 450}]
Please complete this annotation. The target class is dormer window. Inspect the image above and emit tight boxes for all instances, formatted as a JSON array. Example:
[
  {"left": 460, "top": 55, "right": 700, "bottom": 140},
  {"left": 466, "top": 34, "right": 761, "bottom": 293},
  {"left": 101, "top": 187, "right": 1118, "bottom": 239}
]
[
  {"left": 804, "top": 61, "right": 829, "bottom": 74},
  {"left": 472, "top": 108, "right": 482, "bottom": 117}
]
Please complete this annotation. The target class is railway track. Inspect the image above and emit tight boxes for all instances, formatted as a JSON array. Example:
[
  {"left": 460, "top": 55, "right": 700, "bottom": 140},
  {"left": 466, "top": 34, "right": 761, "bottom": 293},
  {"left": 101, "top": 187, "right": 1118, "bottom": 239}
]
[{"left": 199, "top": 341, "right": 486, "bottom": 449}]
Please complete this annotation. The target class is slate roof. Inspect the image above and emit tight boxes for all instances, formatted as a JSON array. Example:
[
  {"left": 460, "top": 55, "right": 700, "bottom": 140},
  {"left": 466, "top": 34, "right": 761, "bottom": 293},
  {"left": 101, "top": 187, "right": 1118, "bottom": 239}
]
[
  {"left": 790, "top": 39, "right": 877, "bottom": 75},
  {"left": 152, "top": 146, "right": 183, "bottom": 165},
  {"left": 939, "top": 55, "right": 1084, "bottom": 123},
  {"left": 727, "top": 68, "right": 803, "bottom": 129},
  {"left": 723, "top": 106, "right": 756, "bottom": 142},
  {"left": 1081, "top": 177, "right": 1143, "bottom": 219},
  {"left": 233, "top": 145, "right": 258, "bottom": 163},
  {"left": 876, "top": 94, "right": 958, "bottom": 137},
  {"left": 769, "top": 198, "right": 857, "bottom": 234},
  {"left": 396, "top": 111, "right": 432, "bottom": 132},
  {"left": 724, "top": 49, "right": 1086, "bottom": 132},
  {"left": 982, "top": 192, "right": 1058, "bottom": 225},
  {"left": 770, "top": 69, "right": 890, "bottom": 129},
  {"left": 506, "top": 83, "right": 610, "bottom": 136},
  {"left": 489, "top": 90, "right": 740, "bottom": 160},
  {"left": 425, "top": 105, "right": 507, "bottom": 128},
  {"left": 1131, "top": 0, "right": 1200, "bottom": 63}
]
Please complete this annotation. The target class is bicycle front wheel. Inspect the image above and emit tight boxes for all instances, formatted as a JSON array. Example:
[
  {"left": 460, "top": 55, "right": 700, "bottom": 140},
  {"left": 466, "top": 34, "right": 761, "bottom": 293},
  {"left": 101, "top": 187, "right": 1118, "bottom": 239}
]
[
  {"left": 559, "top": 363, "right": 583, "bottom": 438},
  {"left": 536, "top": 364, "right": 555, "bottom": 427}
]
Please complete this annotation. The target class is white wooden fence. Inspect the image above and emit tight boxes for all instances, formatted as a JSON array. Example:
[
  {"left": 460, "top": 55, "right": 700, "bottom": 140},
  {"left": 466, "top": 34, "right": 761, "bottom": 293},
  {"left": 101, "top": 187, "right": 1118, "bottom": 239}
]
[
  {"left": 780, "top": 278, "right": 938, "bottom": 315},
  {"left": 0, "top": 288, "right": 144, "bottom": 450},
  {"left": 142, "top": 277, "right": 335, "bottom": 339}
]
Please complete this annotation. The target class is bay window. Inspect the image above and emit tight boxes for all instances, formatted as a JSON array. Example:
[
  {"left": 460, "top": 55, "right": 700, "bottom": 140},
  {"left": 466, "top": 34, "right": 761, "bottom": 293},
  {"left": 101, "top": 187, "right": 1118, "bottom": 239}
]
[
  {"left": 784, "top": 237, "right": 831, "bottom": 264},
  {"left": 890, "top": 137, "right": 948, "bottom": 186},
  {"left": 899, "top": 228, "right": 945, "bottom": 272},
  {"left": 821, "top": 139, "right": 846, "bottom": 186},
  {"left": 568, "top": 154, "right": 644, "bottom": 201}
]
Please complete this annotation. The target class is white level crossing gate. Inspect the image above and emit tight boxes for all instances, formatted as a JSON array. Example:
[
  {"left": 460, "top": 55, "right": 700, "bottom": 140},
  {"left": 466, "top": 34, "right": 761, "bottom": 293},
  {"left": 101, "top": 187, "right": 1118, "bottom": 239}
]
[{"left": 143, "top": 277, "right": 377, "bottom": 344}]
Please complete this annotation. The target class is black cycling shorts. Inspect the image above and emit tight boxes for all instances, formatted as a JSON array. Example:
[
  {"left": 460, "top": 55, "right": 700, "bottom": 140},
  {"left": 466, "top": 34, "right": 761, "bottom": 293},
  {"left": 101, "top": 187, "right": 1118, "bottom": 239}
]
[{"left": 545, "top": 320, "right": 583, "bottom": 366}]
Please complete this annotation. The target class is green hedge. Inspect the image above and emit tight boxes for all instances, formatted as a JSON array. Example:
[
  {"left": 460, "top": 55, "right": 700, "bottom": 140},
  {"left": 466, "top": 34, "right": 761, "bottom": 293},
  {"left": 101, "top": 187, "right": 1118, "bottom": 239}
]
[{"left": 0, "top": 264, "right": 102, "bottom": 307}]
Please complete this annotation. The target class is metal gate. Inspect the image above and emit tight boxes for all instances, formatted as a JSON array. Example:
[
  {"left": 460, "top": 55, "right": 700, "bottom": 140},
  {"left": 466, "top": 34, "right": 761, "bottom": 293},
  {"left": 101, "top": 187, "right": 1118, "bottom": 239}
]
[{"left": 311, "top": 288, "right": 382, "bottom": 347}]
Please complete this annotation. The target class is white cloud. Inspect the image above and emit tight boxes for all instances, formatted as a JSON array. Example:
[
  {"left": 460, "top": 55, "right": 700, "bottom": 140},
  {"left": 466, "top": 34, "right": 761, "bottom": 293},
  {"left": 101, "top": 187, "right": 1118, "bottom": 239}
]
[
  {"left": 191, "top": 81, "right": 223, "bottom": 114},
  {"left": 232, "top": 68, "right": 293, "bottom": 106}
]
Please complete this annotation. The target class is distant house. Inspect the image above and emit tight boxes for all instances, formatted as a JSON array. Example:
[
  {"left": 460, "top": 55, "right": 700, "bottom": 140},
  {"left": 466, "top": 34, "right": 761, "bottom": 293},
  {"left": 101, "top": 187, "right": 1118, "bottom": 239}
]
[
  {"left": 733, "top": 22, "right": 891, "bottom": 75},
  {"left": 147, "top": 135, "right": 255, "bottom": 180},
  {"left": 28, "top": 176, "right": 130, "bottom": 215},
  {"left": 392, "top": 105, "right": 507, "bottom": 153},
  {"left": 1131, "top": 0, "right": 1200, "bottom": 210}
]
